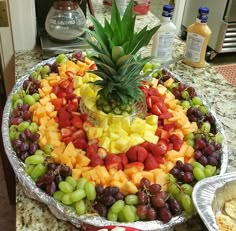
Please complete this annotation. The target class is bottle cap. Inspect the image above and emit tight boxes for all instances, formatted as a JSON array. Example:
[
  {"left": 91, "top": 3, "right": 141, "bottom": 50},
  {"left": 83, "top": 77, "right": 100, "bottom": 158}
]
[
  {"left": 199, "top": 6, "right": 209, "bottom": 15},
  {"left": 162, "top": 4, "right": 174, "bottom": 17}
]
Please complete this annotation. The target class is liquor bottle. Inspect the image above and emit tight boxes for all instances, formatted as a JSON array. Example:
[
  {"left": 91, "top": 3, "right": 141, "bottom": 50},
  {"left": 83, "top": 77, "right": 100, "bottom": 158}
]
[
  {"left": 183, "top": 7, "right": 212, "bottom": 68},
  {"left": 151, "top": 4, "right": 176, "bottom": 64}
]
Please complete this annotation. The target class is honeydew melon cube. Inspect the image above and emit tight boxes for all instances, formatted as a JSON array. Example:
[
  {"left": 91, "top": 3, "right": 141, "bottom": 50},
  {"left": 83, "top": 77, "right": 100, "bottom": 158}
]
[
  {"left": 143, "top": 131, "right": 159, "bottom": 144},
  {"left": 87, "top": 127, "right": 103, "bottom": 140},
  {"left": 128, "top": 133, "right": 145, "bottom": 147},
  {"left": 131, "top": 118, "right": 146, "bottom": 135},
  {"left": 145, "top": 115, "right": 158, "bottom": 126}
]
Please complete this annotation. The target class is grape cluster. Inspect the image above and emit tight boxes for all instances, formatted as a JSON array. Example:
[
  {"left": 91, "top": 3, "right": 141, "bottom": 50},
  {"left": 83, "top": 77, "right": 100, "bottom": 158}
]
[
  {"left": 94, "top": 185, "right": 124, "bottom": 218},
  {"left": 171, "top": 83, "right": 197, "bottom": 101},
  {"left": 35, "top": 163, "right": 72, "bottom": 196},
  {"left": 53, "top": 176, "right": 96, "bottom": 216},
  {"left": 136, "top": 178, "right": 181, "bottom": 223},
  {"left": 23, "top": 76, "right": 41, "bottom": 95},
  {"left": 170, "top": 161, "right": 194, "bottom": 184}
]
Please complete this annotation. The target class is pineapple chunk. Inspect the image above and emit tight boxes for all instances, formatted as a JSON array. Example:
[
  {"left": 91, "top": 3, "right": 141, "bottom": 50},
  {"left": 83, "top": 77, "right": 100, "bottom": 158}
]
[
  {"left": 145, "top": 115, "right": 158, "bottom": 125},
  {"left": 131, "top": 118, "right": 146, "bottom": 135},
  {"left": 87, "top": 127, "right": 103, "bottom": 140},
  {"left": 143, "top": 131, "right": 159, "bottom": 144}
]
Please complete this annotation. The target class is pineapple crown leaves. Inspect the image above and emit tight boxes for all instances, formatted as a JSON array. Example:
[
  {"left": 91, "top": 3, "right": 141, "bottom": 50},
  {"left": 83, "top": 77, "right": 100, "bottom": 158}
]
[{"left": 86, "top": 0, "right": 160, "bottom": 60}]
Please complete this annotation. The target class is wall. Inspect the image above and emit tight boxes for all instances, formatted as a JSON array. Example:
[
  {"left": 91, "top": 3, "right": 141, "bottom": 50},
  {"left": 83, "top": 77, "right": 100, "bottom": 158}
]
[{"left": 8, "top": 0, "right": 36, "bottom": 51}]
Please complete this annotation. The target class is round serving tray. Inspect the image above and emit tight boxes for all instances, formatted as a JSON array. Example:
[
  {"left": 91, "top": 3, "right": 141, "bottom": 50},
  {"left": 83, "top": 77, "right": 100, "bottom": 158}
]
[{"left": 2, "top": 56, "right": 229, "bottom": 230}]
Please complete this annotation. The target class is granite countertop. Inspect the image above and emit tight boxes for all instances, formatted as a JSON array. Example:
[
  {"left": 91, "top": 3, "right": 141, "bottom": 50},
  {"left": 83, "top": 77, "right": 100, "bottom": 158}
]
[{"left": 15, "top": 1, "right": 236, "bottom": 231}]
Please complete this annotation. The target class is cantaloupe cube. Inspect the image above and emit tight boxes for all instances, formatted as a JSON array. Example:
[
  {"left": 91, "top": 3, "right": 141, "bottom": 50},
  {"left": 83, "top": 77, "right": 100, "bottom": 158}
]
[
  {"left": 110, "top": 180, "right": 123, "bottom": 189},
  {"left": 120, "top": 181, "right": 138, "bottom": 195},
  {"left": 40, "top": 97, "right": 50, "bottom": 106},
  {"left": 132, "top": 172, "right": 143, "bottom": 186},
  {"left": 164, "top": 77, "right": 174, "bottom": 88},
  {"left": 151, "top": 169, "right": 168, "bottom": 190},
  {"left": 63, "top": 142, "right": 77, "bottom": 157},
  {"left": 141, "top": 171, "right": 154, "bottom": 183},
  {"left": 164, "top": 161, "right": 175, "bottom": 173},
  {"left": 165, "top": 150, "right": 185, "bottom": 161},
  {"left": 94, "top": 166, "right": 110, "bottom": 185},
  {"left": 184, "top": 145, "right": 194, "bottom": 158},
  {"left": 157, "top": 84, "right": 167, "bottom": 95},
  {"left": 42, "top": 86, "right": 52, "bottom": 95},
  {"left": 76, "top": 153, "right": 90, "bottom": 167},
  {"left": 124, "top": 163, "right": 144, "bottom": 178},
  {"left": 29, "top": 102, "right": 41, "bottom": 112}
]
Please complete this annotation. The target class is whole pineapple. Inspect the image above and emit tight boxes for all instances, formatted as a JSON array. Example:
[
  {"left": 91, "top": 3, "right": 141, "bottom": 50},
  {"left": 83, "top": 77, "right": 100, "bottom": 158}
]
[{"left": 86, "top": 0, "right": 159, "bottom": 115}]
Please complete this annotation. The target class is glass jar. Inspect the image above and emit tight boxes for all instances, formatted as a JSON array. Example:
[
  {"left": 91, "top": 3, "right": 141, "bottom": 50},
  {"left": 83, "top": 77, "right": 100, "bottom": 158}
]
[{"left": 45, "top": 0, "right": 86, "bottom": 42}]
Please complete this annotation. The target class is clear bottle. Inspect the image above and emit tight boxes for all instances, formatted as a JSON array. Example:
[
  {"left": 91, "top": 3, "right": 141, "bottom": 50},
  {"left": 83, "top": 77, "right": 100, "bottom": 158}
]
[
  {"left": 151, "top": 4, "right": 176, "bottom": 64},
  {"left": 45, "top": 0, "right": 86, "bottom": 42},
  {"left": 183, "top": 7, "right": 212, "bottom": 68}
]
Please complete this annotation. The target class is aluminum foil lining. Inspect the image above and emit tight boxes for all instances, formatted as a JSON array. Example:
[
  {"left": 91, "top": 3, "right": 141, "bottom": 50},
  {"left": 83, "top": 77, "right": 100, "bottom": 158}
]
[
  {"left": 192, "top": 172, "right": 236, "bottom": 231},
  {"left": 2, "top": 57, "right": 228, "bottom": 230}
]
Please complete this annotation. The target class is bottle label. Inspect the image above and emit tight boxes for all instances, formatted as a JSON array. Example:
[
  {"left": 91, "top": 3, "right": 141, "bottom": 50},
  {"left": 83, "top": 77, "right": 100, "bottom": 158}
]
[
  {"left": 184, "top": 32, "right": 204, "bottom": 62},
  {"left": 152, "top": 32, "right": 175, "bottom": 61}
]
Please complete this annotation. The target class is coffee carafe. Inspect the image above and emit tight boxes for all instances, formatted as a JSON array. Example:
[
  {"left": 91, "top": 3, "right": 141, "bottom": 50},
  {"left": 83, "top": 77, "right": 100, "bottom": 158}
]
[{"left": 45, "top": 0, "right": 86, "bottom": 42}]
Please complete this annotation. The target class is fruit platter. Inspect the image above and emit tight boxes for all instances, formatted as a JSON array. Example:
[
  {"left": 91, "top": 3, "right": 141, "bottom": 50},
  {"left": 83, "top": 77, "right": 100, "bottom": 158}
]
[{"left": 2, "top": 1, "right": 228, "bottom": 230}]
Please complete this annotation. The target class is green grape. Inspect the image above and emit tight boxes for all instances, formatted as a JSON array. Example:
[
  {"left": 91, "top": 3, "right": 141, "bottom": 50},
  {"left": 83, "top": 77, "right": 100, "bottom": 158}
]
[
  {"left": 24, "top": 164, "right": 34, "bottom": 175},
  {"left": 59, "top": 181, "right": 74, "bottom": 194},
  {"left": 181, "top": 194, "right": 194, "bottom": 214},
  {"left": 184, "top": 133, "right": 194, "bottom": 141},
  {"left": 31, "top": 71, "right": 38, "bottom": 79},
  {"left": 84, "top": 181, "right": 96, "bottom": 201},
  {"left": 193, "top": 167, "right": 206, "bottom": 181},
  {"left": 70, "top": 189, "right": 86, "bottom": 202},
  {"left": 35, "top": 66, "right": 43, "bottom": 73},
  {"left": 53, "top": 191, "right": 65, "bottom": 202},
  {"left": 23, "top": 95, "right": 36, "bottom": 106},
  {"left": 152, "top": 62, "right": 161, "bottom": 69},
  {"left": 13, "top": 99, "right": 24, "bottom": 109},
  {"left": 167, "top": 183, "right": 180, "bottom": 197},
  {"left": 18, "top": 121, "right": 30, "bottom": 132},
  {"left": 152, "top": 71, "right": 158, "bottom": 78},
  {"left": 130, "top": 205, "right": 139, "bottom": 221},
  {"left": 169, "top": 82, "right": 179, "bottom": 90},
  {"left": 75, "top": 199, "right": 87, "bottom": 215},
  {"left": 25, "top": 154, "right": 45, "bottom": 165},
  {"left": 43, "top": 143, "right": 54, "bottom": 154},
  {"left": 30, "top": 163, "right": 47, "bottom": 181},
  {"left": 167, "top": 174, "right": 177, "bottom": 184},
  {"left": 61, "top": 193, "right": 73, "bottom": 205},
  {"left": 192, "top": 96, "right": 203, "bottom": 106},
  {"left": 12, "top": 93, "right": 20, "bottom": 102},
  {"left": 77, "top": 177, "right": 87, "bottom": 190},
  {"left": 107, "top": 209, "right": 118, "bottom": 221},
  {"left": 205, "top": 165, "right": 216, "bottom": 176},
  {"left": 215, "top": 133, "right": 224, "bottom": 144},
  {"left": 28, "top": 122, "right": 38, "bottom": 133},
  {"left": 143, "top": 62, "right": 153, "bottom": 73},
  {"left": 56, "top": 54, "right": 67, "bottom": 64},
  {"left": 118, "top": 209, "right": 126, "bottom": 222},
  {"left": 111, "top": 200, "right": 125, "bottom": 214},
  {"left": 9, "top": 128, "right": 18, "bottom": 140},
  {"left": 186, "top": 139, "right": 194, "bottom": 147},
  {"left": 201, "top": 122, "right": 211, "bottom": 133},
  {"left": 180, "top": 184, "right": 193, "bottom": 196},
  {"left": 122, "top": 205, "right": 136, "bottom": 222},
  {"left": 41, "top": 65, "right": 50, "bottom": 75},
  {"left": 124, "top": 195, "right": 139, "bottom": 205},
  {"left": 32, "top": 93, "right": 40, "bottom": 102},
  {"left": 34, "top": 149, "right": 44, "bottom": 155},
  {"left": 198, "top": 105, "right": 208, "bottom": 115},
  {"left": 10, "top": 125, "right": 18, "bottom": 132},
  {"left": 181, "top": 100, "right": 191, "bottom": 109},
  {"left": 192, "top": 162, "right": 205, "bottom": 170},
  {"left": 181, "top": 90, "right": 190, "bottom": 100},
  {"left": 65, "top": 176, "right": 77, "bottom": 190}
]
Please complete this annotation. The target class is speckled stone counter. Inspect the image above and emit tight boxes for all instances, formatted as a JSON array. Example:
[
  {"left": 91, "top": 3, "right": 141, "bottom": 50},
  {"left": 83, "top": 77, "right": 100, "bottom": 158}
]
[{"left": 15, "top": 1, "right": 236, "bottom": 231}]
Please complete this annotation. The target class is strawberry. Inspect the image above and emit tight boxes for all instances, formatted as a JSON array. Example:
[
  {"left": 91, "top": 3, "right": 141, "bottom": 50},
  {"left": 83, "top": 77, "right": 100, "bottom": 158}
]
[
  {"left": 73, "top": 138, "right": 88, "bottom": 150},
  {"left": 86, "top": 143, "right": 99, "bottom": 158},
  {"left": 72, "top": 115, "right": 83, "bottom": 128},
  {"left": 146, "top": 96, "right": 152, "bottom": 109},
  {"left": 140, "top": 141, "right": 151, "bottom": 152},
  {"left": 118, "top": 153, "right": 128, "bottom": 167},
  {"left": 89, "top": 151, "right": 104, "bottom": 167},
  {"left": 62, "top": 137, "right": 73, "bottom": 144},
  {"left": 51, "top": 98, "right": 64, "bottom": 111},
  {"left": 144, "top": 154, "right": 159, "bottom": 170},
  {"left": 153, "top": 156, "right": 165, "bottom": 165},
  {"left": 105, "top": 154, "right": 122, "bottom": 170},
  {"left": 169, "top": 134, "right": 183, "bottom": 151},
  {"left": 71, "top": 129, "right": 86, "bottom": 141},
  {"left": 61, "top": 127, "right": 73, "bottom": 138},
  {"left": 80, "top": 113, "right": 88, "bottom": 122},
  {"left": 149, "top": 141, "right": 168, "bottom": 157},
  {"left": 67, "top": 103, "right": 77, "bottom": 112},
  {"left": 126, "top": 145, "right": 148, "bottom": 163},
  {"left": 159, "top": 112, "right": 173, "bottom": 119},
  {"left": 163, "top": 122, "right": 177, "bottom": 132},
  {"left": 148, "top": 87, "right": 160, "bottom": 96},
  {"left": 151, "top": 104, "right": 162, "bottom": 116},
  {"left": 83, "top": 121, "right": 93, "bottom": 132},
  {"left": 59, "top": 79, "right": 70, "bottom": 88}
]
